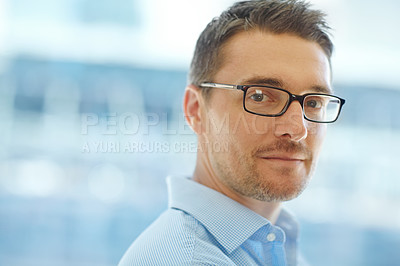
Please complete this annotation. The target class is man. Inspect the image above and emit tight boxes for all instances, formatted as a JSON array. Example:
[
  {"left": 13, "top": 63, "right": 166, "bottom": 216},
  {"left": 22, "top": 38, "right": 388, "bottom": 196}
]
[{"left": 119, "top": 0, "right": 345, "bottom": 265}]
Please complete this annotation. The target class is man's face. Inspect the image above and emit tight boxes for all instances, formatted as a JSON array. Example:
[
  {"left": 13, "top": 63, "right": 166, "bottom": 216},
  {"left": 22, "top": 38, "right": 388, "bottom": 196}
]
[{"left": 200, "top": 30, "right": 331, "bottom": 202}]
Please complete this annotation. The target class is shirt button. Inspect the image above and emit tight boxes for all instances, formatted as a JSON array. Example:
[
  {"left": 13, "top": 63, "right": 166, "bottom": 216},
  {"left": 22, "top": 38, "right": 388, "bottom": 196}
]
[{"left": 267, "top": 233, "right": 276, "bottom": 242}]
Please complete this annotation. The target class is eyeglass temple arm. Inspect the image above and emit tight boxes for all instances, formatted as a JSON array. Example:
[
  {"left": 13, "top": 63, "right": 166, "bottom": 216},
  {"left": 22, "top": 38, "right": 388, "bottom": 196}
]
[{"left": 200, "top": 83, "right": 242, "bottom": 91}]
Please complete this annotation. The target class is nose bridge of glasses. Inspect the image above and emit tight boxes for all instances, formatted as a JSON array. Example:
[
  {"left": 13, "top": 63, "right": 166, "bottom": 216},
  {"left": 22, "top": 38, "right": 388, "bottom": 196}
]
[
  {"left": 282, "top": 94, "right": 305, "bottom": 118},
  {"left": 287, "top": 93, "right": 305, "bottom": 110}
]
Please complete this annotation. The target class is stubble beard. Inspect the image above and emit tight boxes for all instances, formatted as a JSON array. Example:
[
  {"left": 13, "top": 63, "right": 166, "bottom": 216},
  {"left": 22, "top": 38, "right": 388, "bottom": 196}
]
[{"left": 212, "top": 139, "right": 315, "bottom": 202}]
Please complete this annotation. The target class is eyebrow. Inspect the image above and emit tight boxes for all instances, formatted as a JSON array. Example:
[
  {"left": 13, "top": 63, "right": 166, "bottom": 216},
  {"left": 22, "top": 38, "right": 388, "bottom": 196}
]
[
  {"left": 238, "top": 75, "right": 333, "bottom": 94},
  {"left": 309, "top": 85, "right": 333, "bottom": 94},
  {"left": 239, "top": 76, "right": 284, "bottom": 88}
]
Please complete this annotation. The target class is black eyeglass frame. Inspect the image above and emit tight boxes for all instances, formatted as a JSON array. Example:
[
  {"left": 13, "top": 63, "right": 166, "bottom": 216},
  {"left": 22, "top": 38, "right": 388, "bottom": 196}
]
[{"left": 200, "top": 82, "right": 346, "bottom": 123}]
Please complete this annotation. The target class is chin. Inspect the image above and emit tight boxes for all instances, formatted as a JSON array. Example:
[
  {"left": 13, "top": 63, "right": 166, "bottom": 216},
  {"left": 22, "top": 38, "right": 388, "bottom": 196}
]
[{"left": 252, "top": 174, "right": 310, "bottom": 202}]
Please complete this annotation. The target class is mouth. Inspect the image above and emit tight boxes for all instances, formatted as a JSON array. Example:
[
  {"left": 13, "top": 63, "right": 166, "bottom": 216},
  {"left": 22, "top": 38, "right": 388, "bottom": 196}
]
[
  {"left": 258, "top": 155, "right": 306, "bottom": 165},
  {"left": 261, "top": 156, "right": 304, "bottom": 161}
]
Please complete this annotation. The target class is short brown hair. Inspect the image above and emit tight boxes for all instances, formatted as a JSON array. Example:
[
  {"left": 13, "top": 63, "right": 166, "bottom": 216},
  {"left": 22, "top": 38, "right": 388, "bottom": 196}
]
[{"left": 188, "top": 0, "right": 333, "bottom": 96}]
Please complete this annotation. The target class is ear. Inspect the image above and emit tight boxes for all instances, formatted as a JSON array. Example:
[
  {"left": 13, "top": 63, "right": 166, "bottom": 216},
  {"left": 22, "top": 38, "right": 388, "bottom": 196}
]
[{"left": 183, "top": 84, "right": 204, "bottom": 134}]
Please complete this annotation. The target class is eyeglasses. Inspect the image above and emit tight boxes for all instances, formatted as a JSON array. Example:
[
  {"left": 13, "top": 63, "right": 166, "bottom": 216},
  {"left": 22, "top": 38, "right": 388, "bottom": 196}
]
[{"left": 200, "top": 82, "right": 346, "bottom": 123}]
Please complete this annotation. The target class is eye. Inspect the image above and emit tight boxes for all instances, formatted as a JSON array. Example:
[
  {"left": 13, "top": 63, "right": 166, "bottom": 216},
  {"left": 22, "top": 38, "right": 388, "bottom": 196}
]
[
  {"left": 249, "top": 89, "right": 267, "bottom": 102},
  {"left": 305, "top": 98, "right": 322, "bottom": 109}
]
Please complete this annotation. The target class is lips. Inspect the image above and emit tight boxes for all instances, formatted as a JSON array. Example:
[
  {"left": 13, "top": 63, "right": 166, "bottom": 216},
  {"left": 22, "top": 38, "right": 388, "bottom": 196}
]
[
  {"left": 261, "top": 156, "right": 305, "bottom": 161},
  {"left": 258, "top": 154, "right": 306, "bottom": 164},
  {"left": 254, "top": 141, "right": 311, "bottom": 165}
]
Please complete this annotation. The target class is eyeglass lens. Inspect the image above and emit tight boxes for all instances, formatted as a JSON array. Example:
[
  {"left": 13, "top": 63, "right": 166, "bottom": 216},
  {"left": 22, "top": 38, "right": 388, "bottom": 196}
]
[{"left": 244, "top": 86, "right": 341, "bottom": 122}]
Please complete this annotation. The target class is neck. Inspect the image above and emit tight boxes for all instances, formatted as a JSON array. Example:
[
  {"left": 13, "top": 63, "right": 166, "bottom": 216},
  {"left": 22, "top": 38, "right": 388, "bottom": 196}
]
[{"left": 192, "top": 154, "right": 282, "bottom": 224}]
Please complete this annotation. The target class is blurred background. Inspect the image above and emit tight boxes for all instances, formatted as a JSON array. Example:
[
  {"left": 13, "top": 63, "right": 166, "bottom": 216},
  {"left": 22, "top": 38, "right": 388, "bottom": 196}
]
[{"left": 0, "top": 0, "right": 399, "bottom": 265}]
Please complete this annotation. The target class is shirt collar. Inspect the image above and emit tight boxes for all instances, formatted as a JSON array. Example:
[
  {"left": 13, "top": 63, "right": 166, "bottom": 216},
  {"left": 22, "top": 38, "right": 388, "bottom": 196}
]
[{"left": 167, "top": 176, "right": 297, "bottom": 253}]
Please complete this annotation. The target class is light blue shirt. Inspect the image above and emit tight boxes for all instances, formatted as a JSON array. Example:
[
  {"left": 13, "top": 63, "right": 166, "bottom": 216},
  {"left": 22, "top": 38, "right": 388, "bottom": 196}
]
[{"left": 119, "top": 176, "right": 305, "bottom": 266}]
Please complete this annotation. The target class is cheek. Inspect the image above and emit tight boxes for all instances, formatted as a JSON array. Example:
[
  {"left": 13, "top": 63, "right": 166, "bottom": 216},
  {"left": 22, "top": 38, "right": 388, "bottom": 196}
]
[
  {"left": 227, "top": 112, "right": 270, "bottom": 135},
  {"left": 204, "top": 111, "right": 256, "bottom": 154},
  {"left": 306, "top": 123, "right": 327, "bottom": 152}
]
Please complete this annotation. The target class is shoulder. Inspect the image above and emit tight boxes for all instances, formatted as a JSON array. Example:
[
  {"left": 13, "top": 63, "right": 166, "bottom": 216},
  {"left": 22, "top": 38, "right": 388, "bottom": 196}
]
[{"left": 118, "top": 209, "right": 233, "bottom": 266}]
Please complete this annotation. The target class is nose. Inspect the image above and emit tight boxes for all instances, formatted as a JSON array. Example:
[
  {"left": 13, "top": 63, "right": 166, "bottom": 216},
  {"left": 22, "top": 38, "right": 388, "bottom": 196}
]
[{"left": 273, "top": 101, "right": 307, "bottom": 142}]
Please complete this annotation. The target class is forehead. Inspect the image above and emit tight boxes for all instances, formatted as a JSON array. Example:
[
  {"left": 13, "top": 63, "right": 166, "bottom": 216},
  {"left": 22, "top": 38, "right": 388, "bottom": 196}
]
[{"left": 215, "top": 30, "right": 332, "bottom": 93}]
